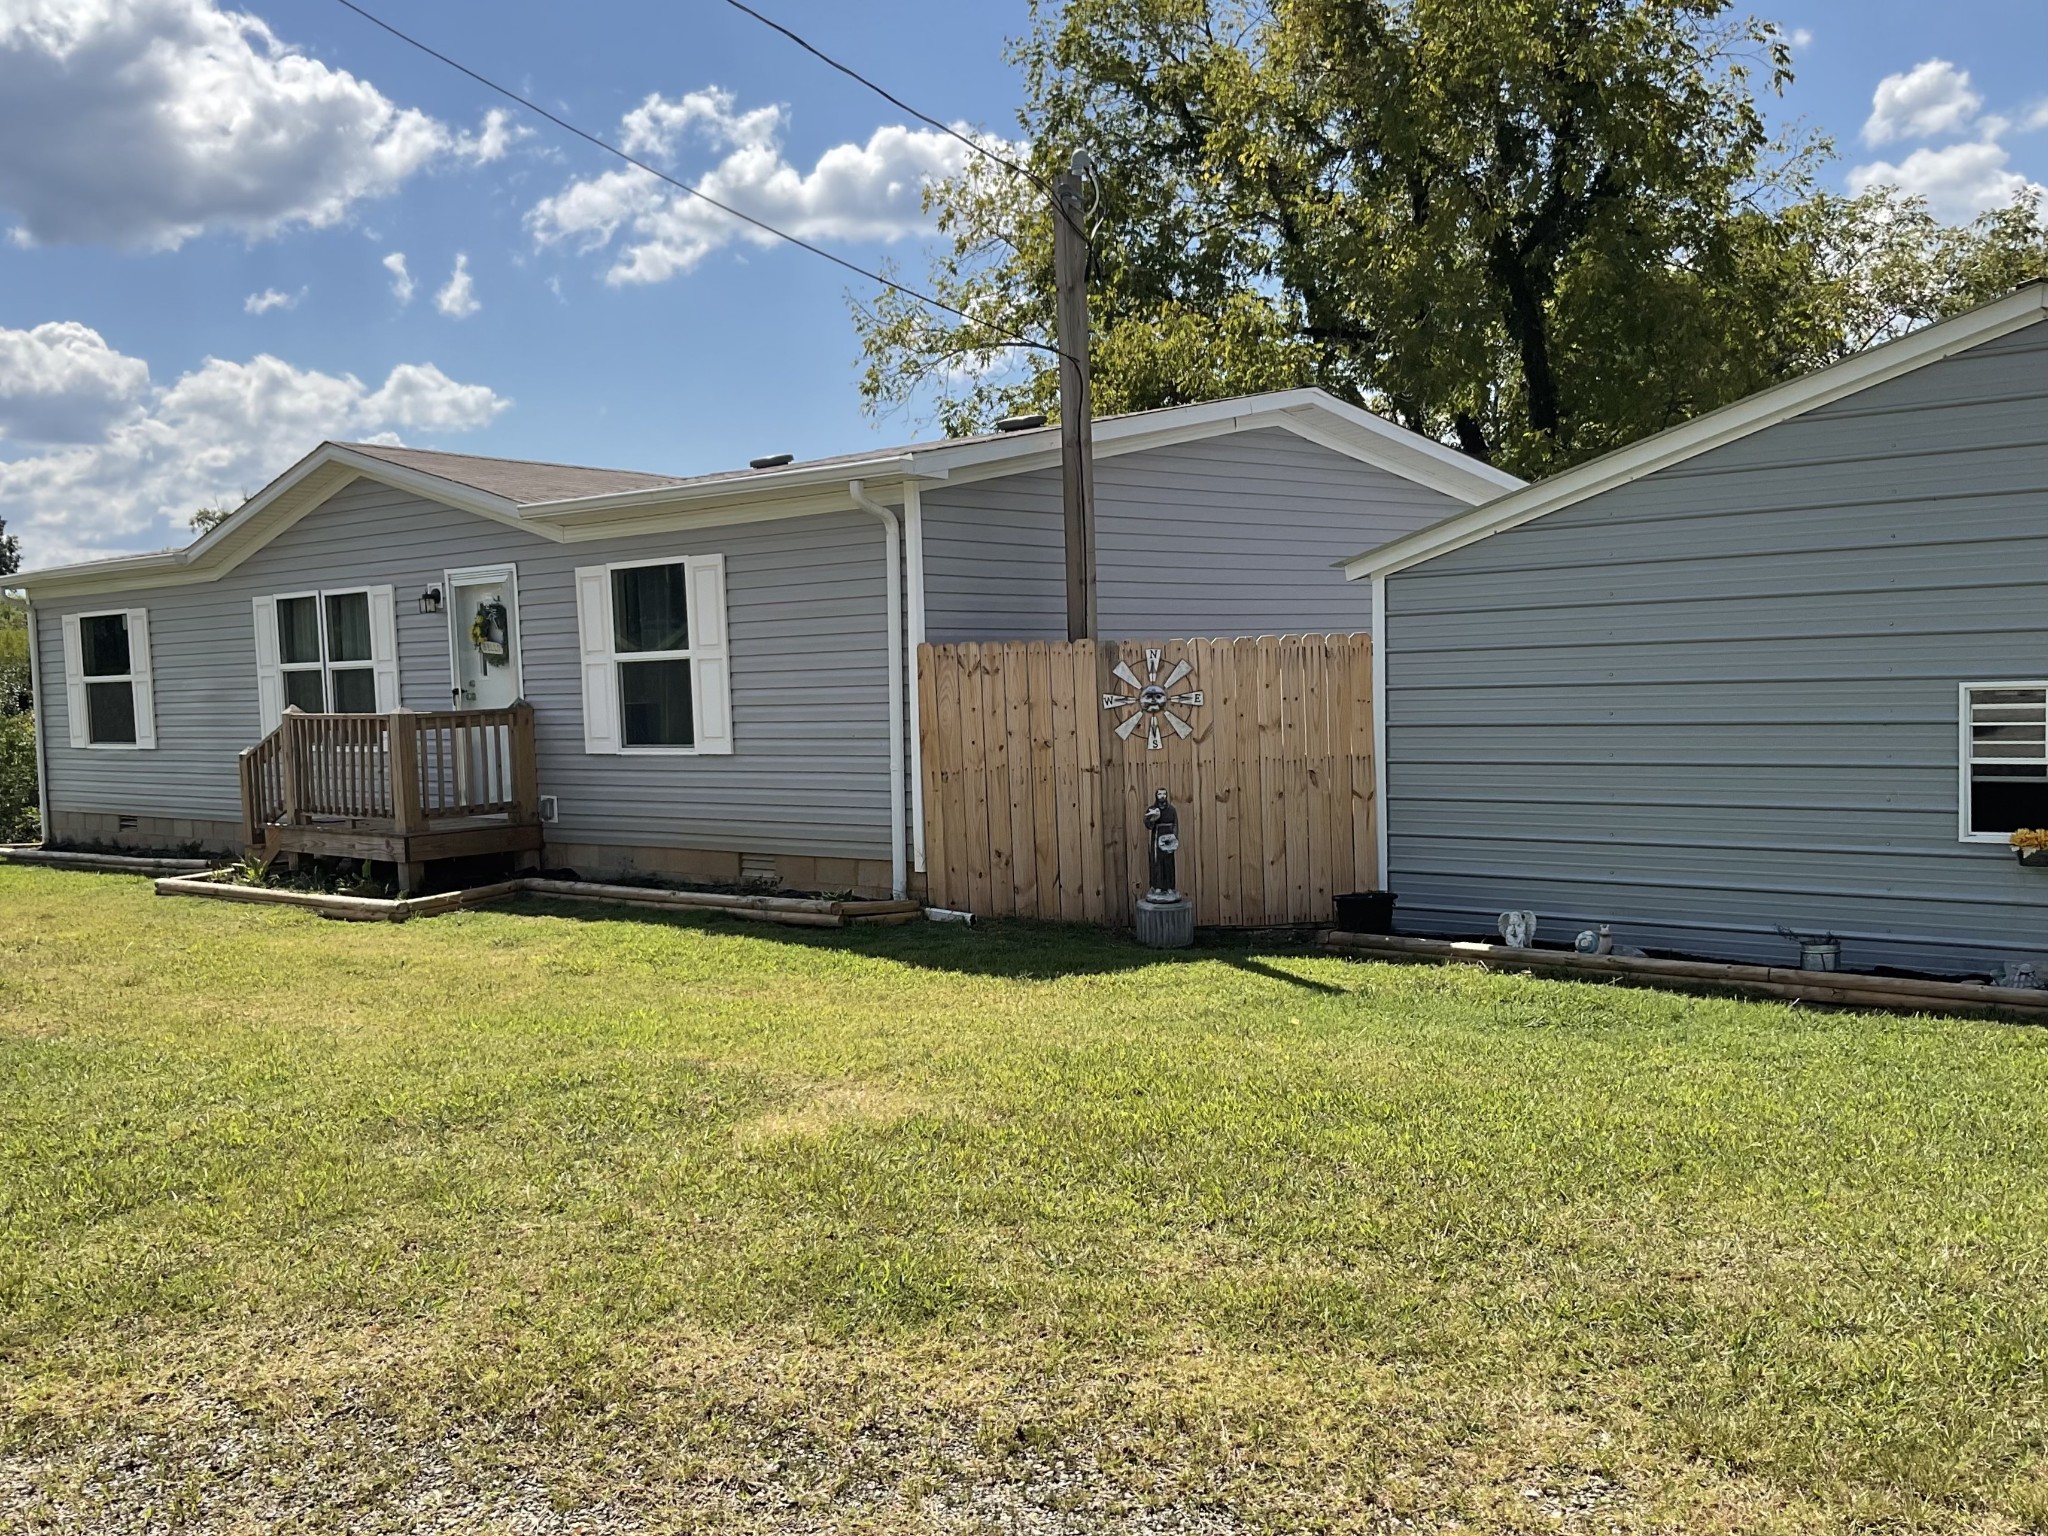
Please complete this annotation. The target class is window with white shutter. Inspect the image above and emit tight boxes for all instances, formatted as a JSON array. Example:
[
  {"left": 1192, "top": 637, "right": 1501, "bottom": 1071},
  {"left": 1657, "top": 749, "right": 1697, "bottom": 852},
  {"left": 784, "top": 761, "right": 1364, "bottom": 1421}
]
[
  {"left": 572, "top": 555, "right": 732, "bottom": 755},
  {"left": 255, "top": 585, "right": 397, "bottom": 724},
  {"left": 61, "top": 609, "right": 154, "bottom": 749}
]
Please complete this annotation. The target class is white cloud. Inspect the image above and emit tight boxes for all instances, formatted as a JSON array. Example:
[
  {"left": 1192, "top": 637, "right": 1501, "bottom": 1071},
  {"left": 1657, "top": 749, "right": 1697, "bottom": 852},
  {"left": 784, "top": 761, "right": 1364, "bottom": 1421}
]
[
  {"left": 0, "top": 322, "right": 151, "bottom": 444},
  {"left": 1863, "top": 59, "right": 1982, "bottom": 146},
  {"left": 383, "top": 251, "right": 415, "bottom": 304},
  {"left": 1769, "top": 24, "right": 1814, "bottom": 51},
  {"left": 0, "top": 0, "right": 528, "bottom": 249},
  {"left": 456, "top": 107, "right": 527, "bottom": 165},
  {"left": 1, "top": 336, "right": 509, "bottom": 565},
  {"left": 1850, "top": 140, "right": 2045, "bottom": 221},
  {"left": 243, "top": 287, "right": 303, "bottom": 315},
  {"left": 527, "top": 87, "right": 974, "bottom": 285},
  {"left": 2023, "top": 100, "right": 2048, "bottom": 133},
  {"left": 435, "top": 253, "right": 480, "bottom": 318}
]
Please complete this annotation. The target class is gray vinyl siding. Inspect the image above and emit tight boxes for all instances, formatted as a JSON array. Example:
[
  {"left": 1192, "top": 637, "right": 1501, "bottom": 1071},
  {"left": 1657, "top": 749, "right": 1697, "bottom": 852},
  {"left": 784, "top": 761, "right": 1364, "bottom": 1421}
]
[
  {"left": 921, "top": 427, "right": 1466, "bottom": 641},
  {"left": 1381, "top": 318, "right": 2048, "bottom": 977},
  {"left": 35, "top": 478, "right": 895, "bottom": 860}
]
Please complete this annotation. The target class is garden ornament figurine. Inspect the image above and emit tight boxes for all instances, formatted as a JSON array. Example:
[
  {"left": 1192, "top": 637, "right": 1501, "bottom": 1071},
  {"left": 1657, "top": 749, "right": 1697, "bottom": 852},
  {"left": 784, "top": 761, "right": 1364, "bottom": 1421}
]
[{"left": 1135, "top": 788, "right": 1193, "bottom": 949}]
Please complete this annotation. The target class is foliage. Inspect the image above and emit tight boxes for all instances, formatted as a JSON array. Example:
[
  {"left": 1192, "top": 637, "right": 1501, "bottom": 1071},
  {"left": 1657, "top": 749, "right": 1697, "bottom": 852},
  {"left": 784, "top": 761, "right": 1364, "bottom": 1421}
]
[
  {"left": 5, "top": 867, "right": 2048, "bottom": 1529},
  {"left": 0, "top": 596, "right": 28, "bottom": 715},
  {"left": 188, "top": 502, "right": 240, "bottom": 536},
  {"left": 0, "top": 599, "right": 33, "bottom": 840},
  {"left": 0, "top": 515, "right": 16, "bottom": 579},
  {"left": 856, "top": 0, "right": 2048, "bottom": 478},
  {"left": 0, "top": 714, "right": 35, "bottom": 840}
]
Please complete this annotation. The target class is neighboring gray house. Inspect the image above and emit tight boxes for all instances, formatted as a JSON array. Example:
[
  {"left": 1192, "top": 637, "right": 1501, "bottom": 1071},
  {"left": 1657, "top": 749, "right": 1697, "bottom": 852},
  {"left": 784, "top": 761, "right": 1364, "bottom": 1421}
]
[
  {"left": 1345, "top": 282, "right": 2048, "bottom": 978},
  {"left": 18, "top": 388, "right": 1517, "bottom": 897}
]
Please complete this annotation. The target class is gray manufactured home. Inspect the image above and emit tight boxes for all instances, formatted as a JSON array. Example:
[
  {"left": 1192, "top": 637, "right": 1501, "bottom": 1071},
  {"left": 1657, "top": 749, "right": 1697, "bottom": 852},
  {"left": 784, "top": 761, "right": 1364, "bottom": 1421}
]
[
  {"left": 18, "top": 389, "right": 1517, "bottom": 897},
  {"left": 1345, "top": 283, "right": 2048, "bottom": 978}
]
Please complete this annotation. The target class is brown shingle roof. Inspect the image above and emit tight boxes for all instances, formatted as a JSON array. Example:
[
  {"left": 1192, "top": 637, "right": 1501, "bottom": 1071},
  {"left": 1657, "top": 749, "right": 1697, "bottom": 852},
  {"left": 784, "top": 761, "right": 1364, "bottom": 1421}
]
[{"left": 338, "top": 442, "right": 691, "bottom": 504}]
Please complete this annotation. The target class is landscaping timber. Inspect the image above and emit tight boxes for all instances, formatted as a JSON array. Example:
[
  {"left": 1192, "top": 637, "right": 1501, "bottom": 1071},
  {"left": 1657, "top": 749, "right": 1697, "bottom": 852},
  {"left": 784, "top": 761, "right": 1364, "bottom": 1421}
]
[{"left": 1323, "top": 930, "right": 2048, "bottom": 1022}]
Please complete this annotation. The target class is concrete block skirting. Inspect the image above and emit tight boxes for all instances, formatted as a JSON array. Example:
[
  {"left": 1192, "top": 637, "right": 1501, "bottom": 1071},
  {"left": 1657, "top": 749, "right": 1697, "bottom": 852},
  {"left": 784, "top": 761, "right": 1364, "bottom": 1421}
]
[
  {"left": 544, "top": 841, "right": 917, "bottom": 901},
  {"left": 46, "top": 811, "right": 242, "bottom": 855}
]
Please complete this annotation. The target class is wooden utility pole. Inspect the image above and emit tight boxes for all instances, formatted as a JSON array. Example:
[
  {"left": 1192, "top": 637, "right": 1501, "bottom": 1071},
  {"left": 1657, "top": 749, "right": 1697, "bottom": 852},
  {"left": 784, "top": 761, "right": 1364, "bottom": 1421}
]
[{"left": 1052, "top": 166, "right": 1097, "bottom": 642}]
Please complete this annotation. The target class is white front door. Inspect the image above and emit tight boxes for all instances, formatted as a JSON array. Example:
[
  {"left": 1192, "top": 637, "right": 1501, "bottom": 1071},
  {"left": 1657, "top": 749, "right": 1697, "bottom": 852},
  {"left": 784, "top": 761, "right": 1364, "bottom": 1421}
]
[{"left": 447, "top": 566, "right": 522, "bottom": 710}]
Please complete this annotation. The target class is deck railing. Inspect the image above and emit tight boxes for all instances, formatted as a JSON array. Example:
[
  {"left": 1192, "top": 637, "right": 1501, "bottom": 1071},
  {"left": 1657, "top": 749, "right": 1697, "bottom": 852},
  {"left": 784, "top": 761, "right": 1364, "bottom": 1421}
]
[{"left": 239, "top": 702, "right": 539, "bottom": 850}]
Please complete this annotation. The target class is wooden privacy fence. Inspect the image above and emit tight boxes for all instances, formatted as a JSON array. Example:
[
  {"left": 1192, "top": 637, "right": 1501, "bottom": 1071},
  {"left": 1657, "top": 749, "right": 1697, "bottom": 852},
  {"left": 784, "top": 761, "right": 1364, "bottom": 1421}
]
[{"left": 918, "top": 634, "right": 1376, "bottom": 926}]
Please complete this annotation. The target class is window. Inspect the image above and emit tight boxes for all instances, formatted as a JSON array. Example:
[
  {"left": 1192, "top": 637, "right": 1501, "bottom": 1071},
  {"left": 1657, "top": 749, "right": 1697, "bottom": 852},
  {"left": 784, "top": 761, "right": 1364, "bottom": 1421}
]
[
  {"left": 1961, "top": 683, "right": 2048, "bottom": 840},
  {"left": 61, "top": 608, "right": 156, "bottom": 750},
  {"left": 612, "top": 563, "right": 694, "bottom": 747},
  {"left": 253, "top": 588, "right": 397, "bottom": 731},
  {"left": 573, "top": 555, "right": 731, "bottom": 755}
]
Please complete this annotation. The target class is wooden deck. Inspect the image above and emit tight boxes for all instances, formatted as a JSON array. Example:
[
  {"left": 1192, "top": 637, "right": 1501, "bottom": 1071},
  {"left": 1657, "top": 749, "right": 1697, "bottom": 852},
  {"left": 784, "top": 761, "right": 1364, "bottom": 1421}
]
[{"left": 240, "top": 703, "right": 543, "bottom": 892}]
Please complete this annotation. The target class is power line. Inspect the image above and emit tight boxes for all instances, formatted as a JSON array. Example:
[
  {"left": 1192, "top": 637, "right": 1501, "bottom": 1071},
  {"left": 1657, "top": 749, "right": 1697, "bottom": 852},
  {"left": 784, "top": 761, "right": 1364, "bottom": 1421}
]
[
  {"left": 714, "top": 0, "right": 1056, "bottom": 204},
  {"left": 326, "top": 0, "right": 1062, "bottom": 360}
]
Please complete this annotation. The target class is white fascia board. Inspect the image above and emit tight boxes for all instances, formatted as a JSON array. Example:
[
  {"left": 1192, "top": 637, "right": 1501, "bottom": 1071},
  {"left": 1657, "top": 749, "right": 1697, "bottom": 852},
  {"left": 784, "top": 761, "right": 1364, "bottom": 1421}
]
[
  {"left": 519, "top": 453, "right": 922, "bottom": 522},
  {"left": 1265, "top": 408, "right": 1522, "bottom": 504},
  {"left": 554, "top": 492, "right": 888, "bottom": 543},
  {"left": 18, "top": 445, "right": 537, "bottom": 601},
  {"left": 1341, "top": 283, "right": 2048, "bottom": 582},
  {"left": 911, "top": 388, "right": 1523, "bottom": 503}
]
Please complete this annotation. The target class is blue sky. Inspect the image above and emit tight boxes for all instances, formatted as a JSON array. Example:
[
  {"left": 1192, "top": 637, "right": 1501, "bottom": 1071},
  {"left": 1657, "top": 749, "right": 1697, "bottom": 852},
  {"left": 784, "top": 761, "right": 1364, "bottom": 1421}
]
[{"left": 1, "top": 0, "right": 2043, "bottom": 568}]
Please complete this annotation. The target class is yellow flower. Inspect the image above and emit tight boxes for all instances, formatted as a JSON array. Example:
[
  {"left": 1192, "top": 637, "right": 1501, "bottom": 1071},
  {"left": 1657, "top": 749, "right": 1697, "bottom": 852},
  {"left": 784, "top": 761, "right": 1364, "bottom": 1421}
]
[{"left": 2010, "top": 828, "right": 2048, "bottom": 850}]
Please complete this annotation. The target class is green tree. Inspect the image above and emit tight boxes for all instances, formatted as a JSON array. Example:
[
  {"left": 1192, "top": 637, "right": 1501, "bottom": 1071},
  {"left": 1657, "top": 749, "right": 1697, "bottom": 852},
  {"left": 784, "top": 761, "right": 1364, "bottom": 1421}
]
[
  {"left": 189, "top": 499, "right": 245, "bottom": 536},
  {"left": 0, "top": 513, "right": 18, "bottom": 580},
  {"left": 0, "top": 598, "right": 35, "bottom": 841},
  {"left": 856, "top": 0, "right": 2048, "bottom": 478}
]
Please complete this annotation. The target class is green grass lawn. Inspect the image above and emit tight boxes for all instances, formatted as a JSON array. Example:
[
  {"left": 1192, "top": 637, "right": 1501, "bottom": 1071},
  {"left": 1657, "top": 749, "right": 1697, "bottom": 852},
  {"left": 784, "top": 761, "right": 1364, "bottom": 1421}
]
[{"left": 3, "top": 866, "right": 2047, "bottom": 1533}]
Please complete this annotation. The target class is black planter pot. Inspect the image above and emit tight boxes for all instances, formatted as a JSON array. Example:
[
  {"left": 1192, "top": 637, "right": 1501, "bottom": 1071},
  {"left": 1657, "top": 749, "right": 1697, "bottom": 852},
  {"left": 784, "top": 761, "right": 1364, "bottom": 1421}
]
[{"left": 1334, "top": 890, "right": 1397, "bottom": 934}]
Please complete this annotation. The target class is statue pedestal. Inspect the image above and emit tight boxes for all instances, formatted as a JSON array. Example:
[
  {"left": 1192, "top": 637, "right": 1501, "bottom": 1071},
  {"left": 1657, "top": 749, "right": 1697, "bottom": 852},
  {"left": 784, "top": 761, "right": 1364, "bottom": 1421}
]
[{"left": 1135, "top": 893, "right": 1194, "bottom": 949}]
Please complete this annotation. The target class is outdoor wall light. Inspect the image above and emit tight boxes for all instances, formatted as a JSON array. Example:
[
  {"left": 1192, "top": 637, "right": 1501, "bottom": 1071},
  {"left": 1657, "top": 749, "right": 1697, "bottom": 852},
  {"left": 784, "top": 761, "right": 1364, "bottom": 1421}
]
[{"left": 418, "top": 586, "right": 444, "bottom": 615}]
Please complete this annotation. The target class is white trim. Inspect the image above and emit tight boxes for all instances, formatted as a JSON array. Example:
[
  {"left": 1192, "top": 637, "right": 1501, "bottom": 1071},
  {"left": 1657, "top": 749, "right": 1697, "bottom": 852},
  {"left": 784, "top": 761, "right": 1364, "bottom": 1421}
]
[
  {"left": 1958, "top": 679, "right": 2048, "bottom": 844},
  {"left": 64, "top": 608, "right": 149, "bottom": 750},
  {"left": 1371, "top": 573, "right": 1389, "bottom": 889},
  {"left": 25, "top": 599, "right": 51, "bottom": 837},
  {"left": 904, "top": 481, "right": 927, "bottom": 875},
  {"left": 1342, "top": 282, "right": 2048, "bottom": 581},
  {"left": 443, "top": 564, "right": 525, "bottom": 706}
]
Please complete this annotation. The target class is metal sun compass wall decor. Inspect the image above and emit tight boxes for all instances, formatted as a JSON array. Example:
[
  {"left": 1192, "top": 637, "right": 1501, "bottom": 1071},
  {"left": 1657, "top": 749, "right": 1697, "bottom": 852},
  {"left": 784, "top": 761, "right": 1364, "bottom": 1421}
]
[{"left": 1101, "top": 647, "right": 1205, "bottom": 750}]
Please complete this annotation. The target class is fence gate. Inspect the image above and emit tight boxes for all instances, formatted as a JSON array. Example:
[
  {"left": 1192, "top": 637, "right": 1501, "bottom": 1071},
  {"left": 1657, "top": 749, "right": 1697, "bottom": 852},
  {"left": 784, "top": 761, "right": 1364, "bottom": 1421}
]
[{"left": 918, "top": 634, "right": 1376, "bottom": 926}]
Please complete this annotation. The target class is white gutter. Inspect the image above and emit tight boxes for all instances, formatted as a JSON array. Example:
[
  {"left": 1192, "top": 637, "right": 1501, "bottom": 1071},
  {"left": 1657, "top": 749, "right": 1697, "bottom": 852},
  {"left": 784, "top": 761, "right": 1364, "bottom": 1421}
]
[
  {"left": 24, "top": 596, "right": 51, "bottom": 844},
  {"left": 847, "top": 480, "right": 908, "bottom": 900},
  {"left": 1370, "top": 574, "right": 1389, "bottom": 890},
  {"left": 903, "top": 482, "right": 927, "bottom": 875}
]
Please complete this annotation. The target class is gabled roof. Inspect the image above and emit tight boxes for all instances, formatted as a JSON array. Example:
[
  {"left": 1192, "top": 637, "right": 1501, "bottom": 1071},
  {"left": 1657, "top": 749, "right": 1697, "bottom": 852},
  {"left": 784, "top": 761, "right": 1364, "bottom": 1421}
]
[
  {"left": 17, "top": 386, "right": 1523, "bottom": 598},
  {"left": 1341, "top": 280, "right": 2048, "bottom": 582},
  {"left": 341, "top": 443, "right": 692, "bottom": 502}
]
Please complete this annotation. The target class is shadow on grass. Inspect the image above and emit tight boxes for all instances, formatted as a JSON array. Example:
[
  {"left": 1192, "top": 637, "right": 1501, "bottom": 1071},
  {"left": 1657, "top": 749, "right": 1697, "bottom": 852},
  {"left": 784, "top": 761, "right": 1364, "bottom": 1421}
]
[{"left": 502, "top": 895, "right": 1344, "bottom": 984}]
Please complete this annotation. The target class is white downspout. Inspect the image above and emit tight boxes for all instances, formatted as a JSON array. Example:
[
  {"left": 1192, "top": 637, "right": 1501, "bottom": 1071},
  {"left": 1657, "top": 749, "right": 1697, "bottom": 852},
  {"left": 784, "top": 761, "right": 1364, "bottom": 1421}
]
[
  {"left": 23, "top": 596, "right": 51, "bottom": 845},
  {"left": 1371, "top": 572, "right": 1389, "bottom": 890},
  {"left": 903, "top": 482, "right": 927, "bottom": 875},
  {"left": 848, "top": 480, "right": 907, "bottom": 900}
]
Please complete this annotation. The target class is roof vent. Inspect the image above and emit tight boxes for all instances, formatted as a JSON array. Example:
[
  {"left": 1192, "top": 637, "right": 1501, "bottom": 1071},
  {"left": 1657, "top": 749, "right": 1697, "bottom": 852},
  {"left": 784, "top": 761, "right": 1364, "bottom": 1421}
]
[
  {"left": 749, "top": 452, "right": 795, "bottom": 469},
  {"left": 995, "top": 413, "right": 1048, "bottom": 433}
]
